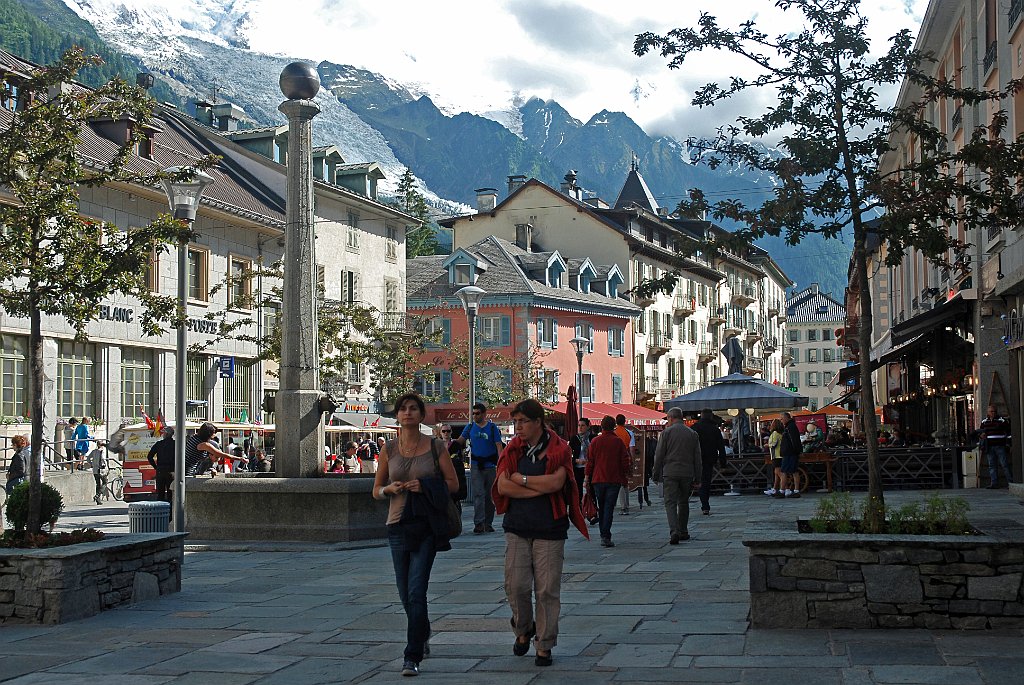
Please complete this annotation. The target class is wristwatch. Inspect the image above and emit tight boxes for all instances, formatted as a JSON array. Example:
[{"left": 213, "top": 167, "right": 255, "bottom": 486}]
[{"left": 521, "top": 474, "right": 528, "bottom": 485}]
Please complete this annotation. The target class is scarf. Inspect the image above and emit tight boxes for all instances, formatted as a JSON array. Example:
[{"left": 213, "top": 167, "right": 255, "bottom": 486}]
[{"left": 524, "top": 428, "right": 550, "bottom": 463}]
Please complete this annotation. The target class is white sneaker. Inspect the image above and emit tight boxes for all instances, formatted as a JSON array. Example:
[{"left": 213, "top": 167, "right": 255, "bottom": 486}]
[
  {"left": 784, "top": 489, "right": 794, "bottom": 496},
  {"left": 764, "top": 488, "right": 776, "bottom": 496}
]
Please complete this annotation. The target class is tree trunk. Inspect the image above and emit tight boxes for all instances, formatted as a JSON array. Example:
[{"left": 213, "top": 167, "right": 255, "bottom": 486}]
[
  {"left": 27, "top": 298, "right": 43, "bottom": 534},
  {"left": 852, "top": 222, "right": 884, "bottom": 531}
]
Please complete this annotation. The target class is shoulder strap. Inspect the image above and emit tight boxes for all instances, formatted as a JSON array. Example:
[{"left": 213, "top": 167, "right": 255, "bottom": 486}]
[
  {"left": 430, "top": 437, "right": 441, "bottom": 475},
  {"left": 490, "top": 422, "right": 500, "bottom": 443}
]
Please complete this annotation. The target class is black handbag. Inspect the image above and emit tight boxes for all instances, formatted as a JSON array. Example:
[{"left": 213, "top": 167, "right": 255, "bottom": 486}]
[{"left": 430, "top": 439, "right": 463, "bottom": 538}]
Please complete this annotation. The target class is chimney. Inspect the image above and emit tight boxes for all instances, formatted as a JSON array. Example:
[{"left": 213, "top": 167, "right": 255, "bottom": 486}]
[
  {"left": 560, "top": 169, "right": 582, "bottom": 201},
  {"left": 507, "top": 174, "right": 527, "bottom": 194},
  {"left": 475, "top": 187, "right": 498, "bottom": 213},
  {"left": 657, "top": 207, "right": 668, "bottom": 217},
  {"left": 515, "top": 223, "right": 533, "bottom": 252},
  {"left": 212, "top": 102, "right": 244, "bottom": 132},
  {"left": 195, "top": 100, "right": 215, "bottom": 127}
]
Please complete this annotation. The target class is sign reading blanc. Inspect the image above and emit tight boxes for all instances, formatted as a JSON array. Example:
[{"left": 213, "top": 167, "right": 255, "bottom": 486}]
[
  {"left": 98, "top": 304, "right": 134, "bottom": 323},
  {"left": 218, "top": 356, "right": 235, "bottom": 379}
]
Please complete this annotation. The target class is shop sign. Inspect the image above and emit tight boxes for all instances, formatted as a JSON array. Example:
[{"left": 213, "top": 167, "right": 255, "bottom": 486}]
[
  {"left": 345, "top": 403, "right": 369, "bottom": 413},
  {"left": 187, "top": 318, "right": 219, "bottom": 334},
  {"left": 218, "top": 356, "right": 235, "bottom": 379},
  {"left": 98, "top": 304, "right": 134, "bottom": 323}
]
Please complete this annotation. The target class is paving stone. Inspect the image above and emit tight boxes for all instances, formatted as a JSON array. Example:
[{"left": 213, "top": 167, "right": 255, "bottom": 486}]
[
  {"left": 48, "top": 647, "right": 192, "bottom": 674},
  {"left": 598, "top": 644, "right": 676, "bottom": 667},
  {"left": 739, "top": 667, "right": 843, "bottom": 684},
  {"left": 744, "top": 629, "right": 831, "bottom": 656},
  {"left": 867, "top": 665, "right": 983, "bottom": 684},
  {"left": 678, "top": 634, "right": 746, "bottom": 655},
  {"left": 847, "top": 642, "right": 943, "bottom": 665}
]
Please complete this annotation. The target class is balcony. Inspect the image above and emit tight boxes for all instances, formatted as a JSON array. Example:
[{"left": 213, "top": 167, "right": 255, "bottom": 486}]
[
  {"left": 673, "top": 294, "right": 696, "bottom": 317},
  {"left": 987, "top": 222, "right": 1003, "bottom": 245},
  {"left": 377, "top": 311, "right": 413, "bottom": 335},
  {"left": 1012, "top": 0, "right": 1023, "bottom": 29},
  {"left": 646, "top": 332, "right": 671, "bottom": 356},
  {"left": 762, "top": 336, "right": 778, "bottom": 354},
  {"left": 951, "top": 105, "right": 962, "bottom": 132},
  {"left": 782, "top": 346, "right": 795, "bottom": 366},
  {"left": 697, "top": 341, "right": 717, "bottom": 365},
  {"left": 731, "top": 285, "right": 756, "bottom": 308},
  {"left": 644, "top": 375, "right": 660, "bottom": 392},
  {"left": 777, "top": 307, "right": 788, "bottom": 322},
  {"left": 633, "top": 292, "right": 656, "bottom": 307},
  {"left": 767, "top": 298, "right": 780, "bottom": 317},
  {"left": 723, "top": 321, "right": 743, "bottom": 338},
  {"left": 983, "top": 41, "right": 997, "bottom": 74},
  {"left": 745, "top": 327, "right": 763, "bottom": 345},
  {"left": 707, "top": 307, "right": 727, "bottom": 326},
  {"left": 743, "top": 356, "right": 766, "bottom": 375}
]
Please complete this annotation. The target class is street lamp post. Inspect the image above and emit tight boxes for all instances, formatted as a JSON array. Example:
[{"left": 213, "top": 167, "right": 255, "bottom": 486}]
[
  {"left": 570, "top": 336, "right": 589, "bottom": 419},
  {"left": 455, "top": 286, "right": 485, "bottom": 420},
  {"left": 160, "top": 166, "right": 214, "bottom": 533}
]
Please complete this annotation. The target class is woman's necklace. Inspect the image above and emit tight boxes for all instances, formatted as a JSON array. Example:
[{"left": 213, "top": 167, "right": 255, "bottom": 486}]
[{"left": 398, "top": 435, "right": 420, "bottom": 457}]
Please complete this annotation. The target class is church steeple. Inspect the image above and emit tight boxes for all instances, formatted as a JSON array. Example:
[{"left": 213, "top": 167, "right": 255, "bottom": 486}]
[{"left": 614, "top": 154, "right": 659, "bottom": 213}]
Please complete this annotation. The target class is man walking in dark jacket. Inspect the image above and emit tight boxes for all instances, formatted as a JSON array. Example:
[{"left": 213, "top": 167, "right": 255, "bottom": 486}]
[
  {"left": 147, "top": 427, "right": 176, "bottom": 503},
  {"left": 779, "top": 412, "right": 802, "bottom": 498},
  {"left": 692, "top": 410, "right": 728, "bottom": 515}
]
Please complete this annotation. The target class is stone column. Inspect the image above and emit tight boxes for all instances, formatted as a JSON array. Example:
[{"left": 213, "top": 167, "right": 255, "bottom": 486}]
[{"left": 276, "top": 63, "right": 324, "bottom": 478}]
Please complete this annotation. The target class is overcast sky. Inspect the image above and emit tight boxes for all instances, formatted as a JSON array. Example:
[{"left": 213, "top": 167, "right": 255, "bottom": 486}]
[{"left": 241, "top": 0, "right": 930, "bottom": 139}]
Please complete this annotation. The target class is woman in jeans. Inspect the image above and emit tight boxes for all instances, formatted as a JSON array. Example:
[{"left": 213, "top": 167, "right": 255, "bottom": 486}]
[
  {"left": 584, "top": 415, "right": 631, "bottom": 547},
  {"left": 373, "top": 393, "right": 458, "bottom": 677},
  {"left": 493, "top": 399, "right": 589, "bottom": 668}
]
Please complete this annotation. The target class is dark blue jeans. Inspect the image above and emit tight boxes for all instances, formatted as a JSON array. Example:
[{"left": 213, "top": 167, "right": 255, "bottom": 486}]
[
  {"left": 592, "top": 483, "right": 621, "bottom": 541},
  {"left": 987, "top": 445, "right": 1013, "bottom": 484},
  {"left": 388, "top": 523, "right": 437, "bottom": 662},
  {"left": 698, "top": 461, "right": 716, "bottom": 512}
]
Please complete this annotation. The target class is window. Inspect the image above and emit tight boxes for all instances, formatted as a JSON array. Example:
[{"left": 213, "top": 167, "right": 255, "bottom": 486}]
[
  {"left": 143, "top": 248, "right": 159, "bottom": 293},
  {"left": 789, "top": 329, "right": 800, "bottom": 342},
  {"left": 636, "top": 312, "right": 645, "bottom": 334},
  {"left": 346, "top": 211, "right": 360, "bottom": 250},
  {"left": 0, "top": 334, "right": 27, "bottom": 418},
  {"left": 187, "top": 246, "right": 209, "bottom": 301},
  {"left": 788, "top": 370, "right": 800, "bottom": 389},
  {"left": 667, "top": 359, "right": 677, "bottom": 385},
  {"left": 575, "top": 322, "right": 594, "bottom": 352},
  {"left": 415, "top": 370, "right": 450, "bottom": 402},
  {"left": 608, "top": 327, "right": 624, "bottom": 356},
  {"left": 537, "top": 317, "right": 558, "bottom": 348},
  {"left": 347, "top": 362, "right": 364, "bottom": 384},
  {"left": 229, "top": 256, "right": 252, "bottom": 309},
  {"left": 454, "top": 263, "right": 472, "bottom": 285},
  {"left": 810, "top": 399, "right": 819, "bottom": 411},
  {"left": 222, "top": 360, "right": 253, "bottom": 422},
  {"left": 57, "top": 341, "right": 94, "bottom": 418},
  {"left": 823, "top": 348, "right": 834, "bottom": 363},
  {"left": 424, "top": 317, "right": 451, "bottom": 348},
  {"left": 479, "top": 315, "right": 511, "bottom": 347},
  {"left": 548, "top": 264, "right": 562, "bottom": 288},
  {"left": 385, "top": 224, "right": 398, "bottom": 261},
  {"left": 808, "top": 349, "right": 818, "bottom": 363},
  {"left": 807, "top": 329, "right": 818, "bottom": 342},
  {"left": 384, "top": 279, "right": 399, "bottom": 312},
  {"left": 580, "top": 372, "right": 596, "bottom": 402},
  {"left": 806, "top": 372, "right": 819, "bottom": 387},
  {"left": 341, "top": 270, "right": 360, "bottom": 304},
  {"left": 479, "top": 368, "right": 513, "bottom": 396},
  {"left": 186, "top": 356, "right": 209, "bottom": 420},
  {"left": 537, "top": 369, "right": 559, "bottom": 403},
  {"left": 316, "top": 265, "right": 326, "bottom": 301},
  {"left": 822, "top": 328, "right": 833, "bottom": 341},
  {"left": 120, "top": 347, "right": 153, "bottom": 422},
  {"left": 823, "top": 371, "right": 834, "bottom": 386},
  {"left": 611, "top": 374, "right": 622, "bottom": 403},
  {"left": 688, "top": 319, "right": 698, "bottom": 344},
  {"left": 263, "top": 301, "right": 281, "bottom": 339}
]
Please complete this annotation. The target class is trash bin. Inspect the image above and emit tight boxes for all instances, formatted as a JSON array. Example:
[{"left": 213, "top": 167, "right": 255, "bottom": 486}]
[{"left": 128, "top": 501, "right": 171, "bottom": 533}]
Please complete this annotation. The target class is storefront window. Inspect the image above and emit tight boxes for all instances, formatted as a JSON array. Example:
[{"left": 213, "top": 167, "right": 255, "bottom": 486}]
[
  {"left": 187, "top": 356, "right": 209, "bottom": 420},
  {"left": 0, "top": 334, "right": 27, "bottom": 418},
  {"left": 121, "top": 347, "right": 153, "bottom": 422},
  {"left": 57, "top": 341, "right": 94, "bottom": 418},
  {"left": 222, "top": 359, "right": 253, "bottom": 422}
]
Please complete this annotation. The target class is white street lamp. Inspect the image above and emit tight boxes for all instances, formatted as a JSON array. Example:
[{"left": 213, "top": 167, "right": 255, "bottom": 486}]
[
  {"left": 570, "top": 336, "right": 589, "bottom": 419},
  {"left": 161, "top": 166, "right": 213, "bottom": 533},
  {"left": 455, "top": 286, "right": 485, "bottom": 420}
]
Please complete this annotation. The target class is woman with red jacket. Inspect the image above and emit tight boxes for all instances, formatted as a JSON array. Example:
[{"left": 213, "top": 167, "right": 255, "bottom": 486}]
[
  {"left": 584, "top": 415, "right": 632, "bottom": 547},
  {"left": 493, "top": 398, "right": 588, "bottom": 669}
]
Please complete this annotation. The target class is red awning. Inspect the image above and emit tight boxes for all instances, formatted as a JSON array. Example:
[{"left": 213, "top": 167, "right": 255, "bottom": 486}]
[{"left": 548, "top": 401, "right": 666, "bottom": 427}]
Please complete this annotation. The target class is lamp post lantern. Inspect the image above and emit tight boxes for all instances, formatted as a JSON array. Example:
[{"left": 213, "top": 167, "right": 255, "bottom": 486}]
[
  {"left": 570, "top": 336, "right": 589, "bottom": 419},
  {"left": 455, "top": 286, "right": 485, "bottom": 420},
  {"left": 160, "top": 166, "right": 214, "bottom": 533}
]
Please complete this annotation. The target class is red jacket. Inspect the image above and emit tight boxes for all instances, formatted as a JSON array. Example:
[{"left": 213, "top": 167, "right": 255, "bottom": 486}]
[
  {"left": 585, "top": 431, "right": 631, "bottom": 485},
  {"left": 491, "top": 428, "right": 590, "bottom": 540}
]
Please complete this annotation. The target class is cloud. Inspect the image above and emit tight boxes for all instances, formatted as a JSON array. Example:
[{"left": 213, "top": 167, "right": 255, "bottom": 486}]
[{"left": 491, "top": 57, "right": 586, "bottom": 97}]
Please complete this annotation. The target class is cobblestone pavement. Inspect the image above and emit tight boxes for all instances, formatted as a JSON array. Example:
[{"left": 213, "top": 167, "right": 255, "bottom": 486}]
[{"left": 3, "top": 488, "right": 1023, "bottom": 684}]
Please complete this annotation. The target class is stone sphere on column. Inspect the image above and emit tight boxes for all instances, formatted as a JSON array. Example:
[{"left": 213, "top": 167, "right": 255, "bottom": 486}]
[{"left": 279, "top": 62, "right": 320, "bottom": 100}]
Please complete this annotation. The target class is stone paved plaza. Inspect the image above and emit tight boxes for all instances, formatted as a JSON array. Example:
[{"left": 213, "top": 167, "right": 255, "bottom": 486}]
[{"left": 2, "top": 488, "right": 1023, "bottom": 684}]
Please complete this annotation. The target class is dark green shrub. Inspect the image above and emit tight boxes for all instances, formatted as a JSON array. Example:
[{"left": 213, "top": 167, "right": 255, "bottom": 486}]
[{"left": 4, "top": 481, "right": 64, "bottom": 531}]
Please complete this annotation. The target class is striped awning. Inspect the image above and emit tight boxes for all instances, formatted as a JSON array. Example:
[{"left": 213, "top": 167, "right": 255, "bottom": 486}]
[{"left": 663, "top": 373, "right": 810, "bottom": 412}]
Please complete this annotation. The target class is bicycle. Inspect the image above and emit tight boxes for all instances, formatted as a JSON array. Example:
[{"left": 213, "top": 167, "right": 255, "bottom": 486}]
[{"left": 96, "top": 459, "right": 124, "bottom": 502}]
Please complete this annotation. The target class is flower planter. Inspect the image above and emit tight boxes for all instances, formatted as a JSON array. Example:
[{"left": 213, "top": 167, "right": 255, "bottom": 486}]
[
  {"left": 0, "top": 533, "right": 186, "bottom": 624},
  {"left": 744, "top": 518, "right": 1024, "bottom": 629}
]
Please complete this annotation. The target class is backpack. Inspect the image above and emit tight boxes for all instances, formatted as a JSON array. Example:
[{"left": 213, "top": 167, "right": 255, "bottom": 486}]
[{"left": 357, "top": 443, "right": 372, "bottom": 461}]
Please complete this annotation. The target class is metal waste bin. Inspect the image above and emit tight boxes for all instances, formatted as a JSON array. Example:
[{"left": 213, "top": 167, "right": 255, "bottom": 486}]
[{"left": 128, "top": 501, "right": 171, "bottom": 533}]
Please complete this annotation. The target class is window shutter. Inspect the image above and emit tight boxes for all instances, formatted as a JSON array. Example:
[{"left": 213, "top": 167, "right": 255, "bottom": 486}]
[
  {"left": 341, "top": 270, "right": 349, "bottom": 303},
  {"left": 438, "top": 370, "right": 451, "bottom": 402},
  {"left": 441, "top": 318, "right": 451, "bottom": 345},
  {"left": 608, "top": 328, "right": 614, "bottom": 355},
  {"left": 552, "top": 319, "right": 558, "bottom": 348},
  {"left": 500, "top": 316, "right": 511, "bottom": 346},
  {"left": 352, "top": 273, "right": 361, "bottom": 303}
]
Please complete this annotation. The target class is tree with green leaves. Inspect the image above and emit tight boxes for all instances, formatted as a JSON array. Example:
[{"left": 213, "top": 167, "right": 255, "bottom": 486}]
[
  {"left": 434, "top": 336, "right": 560, "bottom": 408},
  {"left": 635, "top": 0, "right": 1024, "bottom": 530},
  {"left": 395, "top": 167, "right": 441, "bottom": 258},
  {"left": 0, "top": 48, "right": 214, "bottom": 534}
]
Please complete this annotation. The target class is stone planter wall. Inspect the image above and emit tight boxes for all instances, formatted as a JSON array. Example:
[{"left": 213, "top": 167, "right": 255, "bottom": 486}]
[
  {"left": 0, "top": 533, "right": 186, "bottom": 624},
  {"left": 745, "top": 519, "right": 1024, "bottom": 629}
]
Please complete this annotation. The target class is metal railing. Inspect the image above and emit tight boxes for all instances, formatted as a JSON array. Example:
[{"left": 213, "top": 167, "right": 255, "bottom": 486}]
[
  {"left": 1012, "top": 0, "right": 1023, "bottom": 29},
  {"left": 987, "top": 223, "right": 1002, "bottom": 243},
  {"left": 983, "top": 41, "right": 998, "bottom": 74},
  {"left": 951, "top": 105, "right": 962, "bottom": 132}
]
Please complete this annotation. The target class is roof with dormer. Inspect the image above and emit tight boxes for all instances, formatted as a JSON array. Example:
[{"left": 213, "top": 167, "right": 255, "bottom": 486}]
[
  {"left": 786, "top": 285, "right": 845, "bottom": 323},
  {"left": 613, "top": 158, "right": 660, "bottom": 213},
  {"left": 406, "top": 235, "right": 639, "bottom": 317}
]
